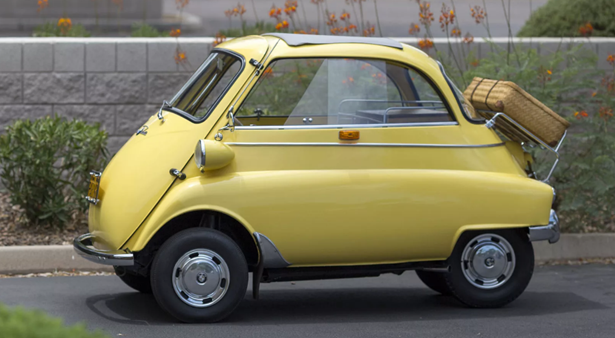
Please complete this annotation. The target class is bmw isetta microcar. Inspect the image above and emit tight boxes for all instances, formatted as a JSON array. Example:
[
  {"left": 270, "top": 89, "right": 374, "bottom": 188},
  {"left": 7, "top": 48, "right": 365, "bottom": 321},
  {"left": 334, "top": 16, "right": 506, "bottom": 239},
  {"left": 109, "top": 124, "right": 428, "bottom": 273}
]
[{"left": 75, "top": 33, "right": 561, "bottom": 323}]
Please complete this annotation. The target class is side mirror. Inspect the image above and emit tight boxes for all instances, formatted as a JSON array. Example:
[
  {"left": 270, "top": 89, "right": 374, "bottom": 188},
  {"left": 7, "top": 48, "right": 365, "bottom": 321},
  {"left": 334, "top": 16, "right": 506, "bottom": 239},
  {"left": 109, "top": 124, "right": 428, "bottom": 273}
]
[{"left": 194, "top": 139, "right": 235, "bottom": 172}]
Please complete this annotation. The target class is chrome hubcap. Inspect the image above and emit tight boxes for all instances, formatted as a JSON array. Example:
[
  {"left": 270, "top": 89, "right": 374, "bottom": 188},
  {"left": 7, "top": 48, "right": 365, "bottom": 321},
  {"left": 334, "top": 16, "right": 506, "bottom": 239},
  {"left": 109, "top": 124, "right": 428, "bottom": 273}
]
[
  {"left": 461, "top": 234, "right": 515, "bottom": 289},
  {"left": 172, "top": 249, "right": 230, "bottom": 308}
]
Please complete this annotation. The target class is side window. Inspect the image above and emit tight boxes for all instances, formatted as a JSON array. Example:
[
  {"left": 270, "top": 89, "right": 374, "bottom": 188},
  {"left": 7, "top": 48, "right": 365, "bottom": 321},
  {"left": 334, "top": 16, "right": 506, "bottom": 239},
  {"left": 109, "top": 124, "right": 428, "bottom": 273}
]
[{"left": 236, "top": 58, "right": 453, "bottom": 127}]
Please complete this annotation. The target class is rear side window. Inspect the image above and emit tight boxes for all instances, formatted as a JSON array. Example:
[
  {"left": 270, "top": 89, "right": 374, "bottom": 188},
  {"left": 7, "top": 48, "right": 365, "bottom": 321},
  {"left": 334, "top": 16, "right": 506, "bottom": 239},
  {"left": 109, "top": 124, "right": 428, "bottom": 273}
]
[{"left": 236, "top": 58, "right": 454, "bottom": 127}]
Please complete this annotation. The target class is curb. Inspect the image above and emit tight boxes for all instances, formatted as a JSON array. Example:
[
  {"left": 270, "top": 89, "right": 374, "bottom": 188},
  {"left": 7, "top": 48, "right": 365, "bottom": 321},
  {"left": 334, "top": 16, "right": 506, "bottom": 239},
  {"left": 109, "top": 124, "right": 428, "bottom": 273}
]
[
  {"left": 532, "top": 233, "right": 615, "bottom": 261},
  {"left": 0, "top": 245, "right": 113, "bottom": 274},
  {"left": 0, "top": 234, "right": 613, "bottom": 274}
]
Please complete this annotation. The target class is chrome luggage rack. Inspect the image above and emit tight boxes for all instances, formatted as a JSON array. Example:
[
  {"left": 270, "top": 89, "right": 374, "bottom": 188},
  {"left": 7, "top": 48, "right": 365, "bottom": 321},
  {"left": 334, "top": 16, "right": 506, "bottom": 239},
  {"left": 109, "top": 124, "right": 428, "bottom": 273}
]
[{"left": 479, "top": 110, "right": 567, "bottom": 183}]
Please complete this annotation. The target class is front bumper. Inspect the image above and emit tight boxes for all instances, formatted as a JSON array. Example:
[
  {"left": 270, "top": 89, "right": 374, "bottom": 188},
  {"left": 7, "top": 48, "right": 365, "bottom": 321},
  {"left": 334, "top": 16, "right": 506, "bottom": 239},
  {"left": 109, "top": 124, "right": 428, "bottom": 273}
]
[
  {"left": 73, "top": 233, "right": 134, "bottom": 266},
  {"left": 529, "top": 209, "right": 560, "bottom": 244}
]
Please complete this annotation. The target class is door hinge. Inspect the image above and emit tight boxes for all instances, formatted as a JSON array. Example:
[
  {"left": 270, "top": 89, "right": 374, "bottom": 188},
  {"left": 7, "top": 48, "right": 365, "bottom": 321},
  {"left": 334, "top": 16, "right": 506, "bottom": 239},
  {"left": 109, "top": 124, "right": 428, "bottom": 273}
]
[
  {"left": 136, "top": 125, "right": 148, "bottom": 136},
  {"left": 169, "top": 168, "right": 186, "bottom": 180},
  {"left": 249, "top": 58, "right": 264, "bottom": 75}
]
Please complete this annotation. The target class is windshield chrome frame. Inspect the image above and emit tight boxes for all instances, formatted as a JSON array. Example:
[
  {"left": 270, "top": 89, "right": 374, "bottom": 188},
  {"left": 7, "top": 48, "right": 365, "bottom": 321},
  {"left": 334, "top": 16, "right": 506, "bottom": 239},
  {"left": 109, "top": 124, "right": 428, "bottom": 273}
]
[{"left": 162, "top": 49, "right": 246, "bottom": 124}]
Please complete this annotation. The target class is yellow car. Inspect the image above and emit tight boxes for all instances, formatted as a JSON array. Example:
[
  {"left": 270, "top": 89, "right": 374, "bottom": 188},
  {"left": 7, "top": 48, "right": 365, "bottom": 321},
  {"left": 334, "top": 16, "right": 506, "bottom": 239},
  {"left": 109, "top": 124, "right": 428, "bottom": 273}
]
[{"left": 74, "top": 33, "right": 560, "bottom": 323}]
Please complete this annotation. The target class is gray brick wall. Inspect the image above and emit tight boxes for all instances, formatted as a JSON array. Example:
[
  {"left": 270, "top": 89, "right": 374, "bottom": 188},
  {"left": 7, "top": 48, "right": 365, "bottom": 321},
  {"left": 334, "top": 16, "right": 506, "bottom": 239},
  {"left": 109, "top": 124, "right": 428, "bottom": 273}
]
[
  {"left": 0, "top": 38, "right": 213, "bottom": 153},
  {"left": 0, "top": 37, "right": 612, "bottom": 153}
]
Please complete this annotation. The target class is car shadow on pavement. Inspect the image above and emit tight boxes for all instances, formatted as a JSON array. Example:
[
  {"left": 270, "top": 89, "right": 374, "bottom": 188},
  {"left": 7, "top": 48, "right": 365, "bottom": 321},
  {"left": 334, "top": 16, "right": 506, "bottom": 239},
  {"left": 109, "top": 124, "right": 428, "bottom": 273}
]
[{"left": 85, "top": 287, "right": 607, "bottom": 325}]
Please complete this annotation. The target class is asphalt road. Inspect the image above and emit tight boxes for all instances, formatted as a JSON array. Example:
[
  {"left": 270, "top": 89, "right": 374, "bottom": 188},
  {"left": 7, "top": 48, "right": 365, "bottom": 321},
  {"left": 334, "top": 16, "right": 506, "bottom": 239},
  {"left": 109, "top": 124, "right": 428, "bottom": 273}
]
[
  {"left": 0, "top": 264, "right": 614, "bottom": 337},
  {"left": 165, "top": 0, "right": 549, "bottom": 37}
]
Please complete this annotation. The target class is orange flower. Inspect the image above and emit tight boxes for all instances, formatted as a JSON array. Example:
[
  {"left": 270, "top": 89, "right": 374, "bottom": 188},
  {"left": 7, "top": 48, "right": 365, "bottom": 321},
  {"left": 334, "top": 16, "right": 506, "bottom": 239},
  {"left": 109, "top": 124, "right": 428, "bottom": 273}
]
[
  {"left": 340, "top": 11, "right": 350, "bottom": 21},
  {"left": 439, "top": 4, "right": 454, "bottom": 31},
  {"left": 579, "top": 22, "right": 593, "bottom": 37},
  {"left": 470, "top": 5, "right": 486, "bottom": 24},
  {"left": 262, "top": 67, "right": 274, "bottom": 78},
  {"left": 574, "top": 111, "right": 588, "bottom": 119},
  {"left": 175, "top": 0, "right": 190, "bottom": 10},
  {"left": 309, "top": 28, "right": 319, "bottom": 35},
  {"left": 37, "top": 0, "right": 48, "bottom": 13},
  {"left": 599, "top": 106, "right": 613, "bottom": 120},
  {"left": 451, "top": 27, "right": 461, "bottom": 37},
  {"left": 408, "top": 23, "right": 420, "bottom": 35},
  {"left": 607, "top": 54, "right": 615, "bottom": 66},
  {"left": 236, "top": 4, "right": 247, "bottom": 16},
  {"left": 269, "top": 6, "right": 282, "bottom": 19},
  {"left": 417, "top": 1, "right": 434, "bottom": 27},
  {"left": 170, "top": 28, "right": 181, "bottom": 37},
  {"left": 547, "top": 69, "right": 552, "bottom": 75},
  {"left": 418, "top": 38, "right": 434, "bottom": 51},
  {"left": 57, "top": 17, "right": 72, "bottom": 34},
  {"left": 174, "top": 49, "right": 187, "bottom": 64},
  {"left": 463, "top": 32, "right": 474, "bottom": 44},
  {"left": 592, "top": 92, "right": 597, "bottom": 97},
  {"left": 213, "top": 32, "right": 227, "bottom": 47},
  {"left": 362, "top": 25, "right": 375, "bottom": 37},
  {"left": 282, "top": 20, "right": 289, "bottom": 28}
]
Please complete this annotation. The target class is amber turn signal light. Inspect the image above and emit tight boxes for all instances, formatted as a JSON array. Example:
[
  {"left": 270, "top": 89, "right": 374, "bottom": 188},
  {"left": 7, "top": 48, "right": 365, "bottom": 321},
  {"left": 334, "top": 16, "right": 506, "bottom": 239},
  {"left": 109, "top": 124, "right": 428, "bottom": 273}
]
[{"left": 339, "top": 130, "right": 360, "bottom": 140}]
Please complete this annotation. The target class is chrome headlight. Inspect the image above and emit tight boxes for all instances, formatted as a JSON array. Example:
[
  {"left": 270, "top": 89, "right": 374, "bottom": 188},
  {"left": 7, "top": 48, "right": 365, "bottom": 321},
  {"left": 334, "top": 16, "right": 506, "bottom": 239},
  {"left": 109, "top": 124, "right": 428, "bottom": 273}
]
[{"left": 194, "top": 139, "right": 206, "bottom": 172}]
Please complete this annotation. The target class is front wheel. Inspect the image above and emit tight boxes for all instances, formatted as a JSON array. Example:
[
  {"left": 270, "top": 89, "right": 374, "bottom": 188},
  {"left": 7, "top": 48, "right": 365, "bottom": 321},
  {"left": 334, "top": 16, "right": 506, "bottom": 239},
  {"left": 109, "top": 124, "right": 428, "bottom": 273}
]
[
  {"left": 445, "top": 229, "right": 534, "bottom": 308},
  {"left": 150, "top": 228, "right": 248, "bottom": 323}
]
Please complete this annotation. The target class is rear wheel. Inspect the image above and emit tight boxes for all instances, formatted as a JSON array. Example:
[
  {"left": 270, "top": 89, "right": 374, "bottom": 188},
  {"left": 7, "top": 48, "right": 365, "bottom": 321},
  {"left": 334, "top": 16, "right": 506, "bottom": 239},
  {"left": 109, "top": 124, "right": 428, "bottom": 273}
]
[
  {"left": 114, "top": 266, "right": 152, "bottom": 294},
  {"left": 445, "top": 229, "right": 534, "bottom": 308},
  {"left": 150, "top": 228, "right": 248, "bottom": 323},
  {"left": 416, "top": 270, "right": 451, "bottom": 295}
]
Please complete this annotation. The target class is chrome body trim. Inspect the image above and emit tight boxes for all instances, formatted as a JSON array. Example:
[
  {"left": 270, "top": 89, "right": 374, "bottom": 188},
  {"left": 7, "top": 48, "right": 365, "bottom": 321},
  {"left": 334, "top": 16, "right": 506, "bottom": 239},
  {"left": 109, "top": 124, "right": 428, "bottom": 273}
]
[
  {"left": 226, "top": 142, "right": 504, "bottom": 148},
  {"left": 234, "top": 121, "right": 458, "bottom": 130},
  {"left": 254, "top": 232, "right": 290, "bottom": 268},
  {"left": 73, "top": 233, "right": 134, "bottom": 266},
  {"left": 529, "top": 209, "right": 560, "bottom": 244}
]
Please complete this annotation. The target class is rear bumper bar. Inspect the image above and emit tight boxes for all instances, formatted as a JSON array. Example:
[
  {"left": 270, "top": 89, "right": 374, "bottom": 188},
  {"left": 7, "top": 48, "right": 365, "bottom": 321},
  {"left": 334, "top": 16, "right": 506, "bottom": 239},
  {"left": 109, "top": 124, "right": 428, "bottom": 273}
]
[
  {"left": 73, "top": 233, "right": 134, "bottom": 266},
  {"left": 529, "top": 209, "right": 560, "bottom": 244}
]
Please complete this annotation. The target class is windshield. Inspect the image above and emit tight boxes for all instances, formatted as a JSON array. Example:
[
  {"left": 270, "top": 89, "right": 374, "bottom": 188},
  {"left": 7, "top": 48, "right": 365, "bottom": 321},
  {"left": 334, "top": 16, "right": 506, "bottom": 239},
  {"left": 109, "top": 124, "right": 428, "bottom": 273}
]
[
  {"left": 438, "top": 63, "right": 483, "bottom": 123},
  {"left": 169, "top": 51, "right": 242, "bottom": 119}
]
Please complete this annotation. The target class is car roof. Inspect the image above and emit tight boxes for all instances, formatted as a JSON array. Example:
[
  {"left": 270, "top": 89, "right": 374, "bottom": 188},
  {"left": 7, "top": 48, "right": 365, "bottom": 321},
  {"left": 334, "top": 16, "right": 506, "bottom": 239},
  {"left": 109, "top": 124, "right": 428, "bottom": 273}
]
[{"left": 263, "top": 33, "right": 404, "bottom": 50}]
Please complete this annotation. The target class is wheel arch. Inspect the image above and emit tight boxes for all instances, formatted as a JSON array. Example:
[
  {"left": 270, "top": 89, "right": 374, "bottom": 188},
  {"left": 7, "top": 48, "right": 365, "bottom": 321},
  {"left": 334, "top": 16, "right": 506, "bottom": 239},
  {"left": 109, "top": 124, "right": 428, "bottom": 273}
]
[
  {"left": 448, "top": 224, "right": 531, "bottom": 258},
  {"left": 128, "top": 207, "right": 260, "bottom": 275}
]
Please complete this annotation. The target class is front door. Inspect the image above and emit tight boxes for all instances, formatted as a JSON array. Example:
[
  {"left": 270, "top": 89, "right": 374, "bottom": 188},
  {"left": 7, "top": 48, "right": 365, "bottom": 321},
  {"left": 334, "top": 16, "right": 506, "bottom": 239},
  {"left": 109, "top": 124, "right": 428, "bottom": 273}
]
[
  {"left": 226, "top": 56, "right": 468, "bottom": 266},
  {"left": 90, "top": 37, "right": 271, "bottom": 250}
]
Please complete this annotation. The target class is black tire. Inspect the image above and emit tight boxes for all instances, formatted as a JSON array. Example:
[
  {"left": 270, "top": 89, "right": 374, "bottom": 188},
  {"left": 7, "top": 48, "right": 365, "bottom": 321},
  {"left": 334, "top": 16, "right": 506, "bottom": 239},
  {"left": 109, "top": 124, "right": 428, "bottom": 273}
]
[
  {"left": 114, "top": 266, "right": 152, "bottom": 294},
  {"left": 416, "top": 270, "right": 452, "bottom": 295},
  {"left": 445, "top": 229, "right": 534, "bottom": 308},
  {"left": 150, "top": 228, "right": 248, "bottom": 323}
]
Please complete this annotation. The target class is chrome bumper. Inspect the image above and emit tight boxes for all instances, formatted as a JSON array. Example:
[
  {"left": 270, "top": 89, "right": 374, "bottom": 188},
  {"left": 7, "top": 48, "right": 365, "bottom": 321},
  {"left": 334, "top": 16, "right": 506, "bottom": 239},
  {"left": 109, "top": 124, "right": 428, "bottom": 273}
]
[
  {"left": 73, "top": 233, "right": 134, "bottom": 266},
  {"left": 529, "top": 209, "right": 560, "bottom": 244}
]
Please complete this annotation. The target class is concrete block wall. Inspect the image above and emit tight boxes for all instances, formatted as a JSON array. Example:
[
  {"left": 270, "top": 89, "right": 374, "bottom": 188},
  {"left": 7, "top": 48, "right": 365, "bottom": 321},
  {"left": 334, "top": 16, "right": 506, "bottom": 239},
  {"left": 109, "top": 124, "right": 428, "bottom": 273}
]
[
  {"left": 0, "top": 37, "right": 213, "bottom": 153},
  {"left": 0, "top": 37, "right": 613, "bottom": 154}
]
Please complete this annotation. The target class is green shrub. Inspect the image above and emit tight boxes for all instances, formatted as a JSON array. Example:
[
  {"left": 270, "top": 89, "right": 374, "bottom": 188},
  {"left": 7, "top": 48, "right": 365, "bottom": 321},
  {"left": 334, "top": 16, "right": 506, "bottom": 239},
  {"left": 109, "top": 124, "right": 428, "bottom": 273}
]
[
  {"left": 518, "top": 0, "right": 615, "bottom": 37},
  {"left": 33, "top": 22, "right": 92, "bottom": 37},
  {"left": 0, "top": 303, "right": 108, "bottom": 338},
  {"left": 443, "top": 43, "right": 614, "bottom": 232},
  {"left": 131, "top": 22, "right": 170, "bottom": 37},
  {"left": 0, "top": 116, "right": 108, "bottom": 228}
]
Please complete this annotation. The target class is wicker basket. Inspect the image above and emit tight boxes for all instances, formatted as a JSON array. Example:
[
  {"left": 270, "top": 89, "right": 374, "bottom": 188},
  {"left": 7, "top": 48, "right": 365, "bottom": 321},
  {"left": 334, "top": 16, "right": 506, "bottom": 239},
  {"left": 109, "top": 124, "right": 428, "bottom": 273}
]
[{"left": 463, "top": 77, "right": 570, "bottom": 147}]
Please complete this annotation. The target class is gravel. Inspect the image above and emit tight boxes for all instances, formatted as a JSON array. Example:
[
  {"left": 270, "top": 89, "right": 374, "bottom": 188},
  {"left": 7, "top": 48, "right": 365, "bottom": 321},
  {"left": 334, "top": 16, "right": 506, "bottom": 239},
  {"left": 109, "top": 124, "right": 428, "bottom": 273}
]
[{"left": 0, "top": 193, "right": 87, "bottom": 246}]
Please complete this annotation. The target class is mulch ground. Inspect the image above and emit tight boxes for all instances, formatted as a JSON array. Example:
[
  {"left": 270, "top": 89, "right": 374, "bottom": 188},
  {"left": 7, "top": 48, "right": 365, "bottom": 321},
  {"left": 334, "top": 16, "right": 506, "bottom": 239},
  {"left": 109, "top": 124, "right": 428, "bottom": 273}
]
[{"left": 0, "top": 193, "right": 87, "bottom": 246}]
